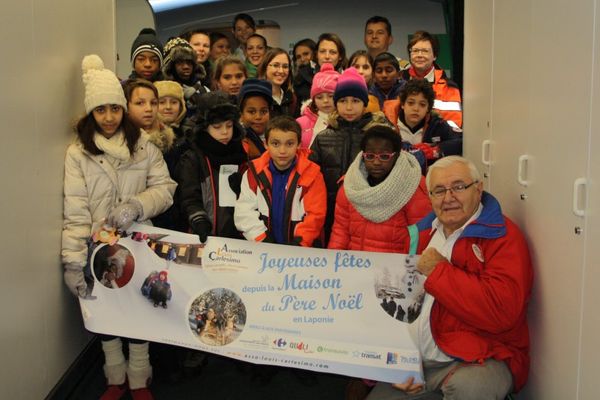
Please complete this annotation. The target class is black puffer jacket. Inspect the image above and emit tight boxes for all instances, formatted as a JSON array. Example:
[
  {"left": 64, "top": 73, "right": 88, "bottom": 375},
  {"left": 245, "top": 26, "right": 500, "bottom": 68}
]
[
  {"left": 175, "top": 123, "right": 246, "bottom": 239},
  {"left": 309, "top": 112, "right": 391, "bottom": 243}
]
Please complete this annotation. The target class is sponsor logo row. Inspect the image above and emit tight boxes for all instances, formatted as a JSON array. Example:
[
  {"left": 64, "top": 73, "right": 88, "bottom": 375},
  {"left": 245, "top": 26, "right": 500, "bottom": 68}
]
[{"left": 240, "top": 334, "right": 419, "bottom": 366}]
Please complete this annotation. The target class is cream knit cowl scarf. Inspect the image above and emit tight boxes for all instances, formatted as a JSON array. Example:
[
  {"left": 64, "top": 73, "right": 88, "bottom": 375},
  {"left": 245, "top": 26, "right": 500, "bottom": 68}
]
[
  {"left": 343, "top": 151, "right": 422, "bottom": 223},
  {"left": 93, "top": 131, "right": 131, "bottom": 162}
]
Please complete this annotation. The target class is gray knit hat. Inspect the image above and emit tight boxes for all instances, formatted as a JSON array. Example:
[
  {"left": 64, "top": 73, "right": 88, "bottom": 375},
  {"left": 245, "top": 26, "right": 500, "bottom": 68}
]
[{"left": 81, "top": 54, "right": 127, "bottom": 114}]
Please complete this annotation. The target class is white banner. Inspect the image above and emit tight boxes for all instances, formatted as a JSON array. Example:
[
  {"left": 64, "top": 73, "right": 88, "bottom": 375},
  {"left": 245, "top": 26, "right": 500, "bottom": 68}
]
[{"left": 80, "top": 223, "right": 425, "bottom": 383}]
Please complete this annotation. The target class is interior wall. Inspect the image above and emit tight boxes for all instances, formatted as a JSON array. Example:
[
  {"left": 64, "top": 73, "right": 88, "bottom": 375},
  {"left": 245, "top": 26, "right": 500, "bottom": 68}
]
[
  {"left": 116, "top": 0, "right": 156, "bottom": 79},
  {"left": 0, "top": 1, "right": 116, "bottom": 398},
  {"left": 154, "top": 0, "right": 446, "bottom": 61},
  {"left": 463, "top": 0, "right": 600, "bottom": 399}
]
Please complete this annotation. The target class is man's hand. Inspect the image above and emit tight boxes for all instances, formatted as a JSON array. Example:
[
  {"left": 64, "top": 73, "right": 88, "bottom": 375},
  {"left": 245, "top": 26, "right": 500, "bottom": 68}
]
[
  {"left": 417, "top": 247, "right": 447, "bottom": 276},
  {"left": 391, "top": 376, "right": 424, "bottom": 394}
]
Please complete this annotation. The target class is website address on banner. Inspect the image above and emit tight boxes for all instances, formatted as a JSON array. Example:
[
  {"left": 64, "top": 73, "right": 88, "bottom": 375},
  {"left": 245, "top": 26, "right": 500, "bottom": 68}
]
[
  {"left": 243, "top": 353, "right": 330, "bottom": 370},
  {"left": 249, "top": 323, "right": 301, "bottom": 336}
]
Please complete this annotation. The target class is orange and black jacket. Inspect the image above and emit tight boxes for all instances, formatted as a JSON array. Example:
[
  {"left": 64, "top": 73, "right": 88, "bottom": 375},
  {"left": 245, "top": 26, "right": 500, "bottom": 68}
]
[{"left": 234, "top": 149, "right": 327, "bottom": 247}]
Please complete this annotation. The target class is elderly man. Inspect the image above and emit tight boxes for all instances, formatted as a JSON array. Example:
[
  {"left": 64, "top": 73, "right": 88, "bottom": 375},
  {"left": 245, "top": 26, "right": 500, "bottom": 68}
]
[{"left": 367, "top": 156, "right": 533, "bottom": 400}]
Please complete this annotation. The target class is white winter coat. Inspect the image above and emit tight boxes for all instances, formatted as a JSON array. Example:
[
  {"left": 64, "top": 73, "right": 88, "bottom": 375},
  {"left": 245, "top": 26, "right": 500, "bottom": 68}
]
[{"left": 62, "top": 132, "right": 176, "bottom": 266}]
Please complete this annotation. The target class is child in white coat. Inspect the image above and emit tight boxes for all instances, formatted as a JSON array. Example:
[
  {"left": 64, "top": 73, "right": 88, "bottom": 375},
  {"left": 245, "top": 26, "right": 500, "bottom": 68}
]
[{"left": 62, "top": 55, "right": 176, "bottom": 400}]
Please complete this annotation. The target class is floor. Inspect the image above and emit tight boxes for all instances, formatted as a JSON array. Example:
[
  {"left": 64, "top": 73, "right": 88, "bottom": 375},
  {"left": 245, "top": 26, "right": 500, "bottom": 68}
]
[{"left": 67, "top": 342, "right": 352, "bottom": 399}]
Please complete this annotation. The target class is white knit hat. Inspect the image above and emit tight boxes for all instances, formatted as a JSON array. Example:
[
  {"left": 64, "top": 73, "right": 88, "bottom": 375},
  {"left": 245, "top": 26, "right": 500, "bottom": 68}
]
[{"left": 81, "top": 54, "right": 127, "bottom": 114}]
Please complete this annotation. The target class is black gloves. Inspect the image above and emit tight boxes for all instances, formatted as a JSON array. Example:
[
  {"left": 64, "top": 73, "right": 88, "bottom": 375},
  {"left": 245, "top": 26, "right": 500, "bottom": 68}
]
[
  {"left": 228, "top": 172, "right": 243, "bottom": 197},
  {"left": 190, "top": 213, "right": 212, "bottom": 243}
]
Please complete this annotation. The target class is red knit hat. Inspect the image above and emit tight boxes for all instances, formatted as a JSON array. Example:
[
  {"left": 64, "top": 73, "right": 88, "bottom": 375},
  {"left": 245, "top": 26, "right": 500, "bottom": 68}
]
[
  {"left": 333, "top": 67, "right": 369, "bottom": 105},
  {"left": 310, "top": 63, "right": 340, "bottom": 99}
]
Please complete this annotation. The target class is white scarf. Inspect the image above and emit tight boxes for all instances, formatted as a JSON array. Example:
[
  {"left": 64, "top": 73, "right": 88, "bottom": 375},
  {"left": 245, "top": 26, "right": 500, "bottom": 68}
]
[
  {"left": 309, "top": 111, "right": 331, "bottom": 148},
  {"left": 344, "top": 151, "right": 422, "bottom": 222},
  {"left": 93, "top": 131, "right": 130, "bottom": 161}
]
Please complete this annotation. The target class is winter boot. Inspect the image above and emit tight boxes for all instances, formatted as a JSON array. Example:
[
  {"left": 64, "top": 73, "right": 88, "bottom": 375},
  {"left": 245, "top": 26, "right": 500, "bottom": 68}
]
[{"left": 100, "top": 338, "right": 127, "bottom": 400}]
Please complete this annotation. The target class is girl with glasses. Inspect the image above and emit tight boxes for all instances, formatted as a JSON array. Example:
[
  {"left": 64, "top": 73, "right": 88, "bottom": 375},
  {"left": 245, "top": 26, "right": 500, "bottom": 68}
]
[
  {"left": 309, "top": 67, "right": 393, "bottom": 244},
  {"left": 328, "top": 125, "right": 431, "bottom": 253}
]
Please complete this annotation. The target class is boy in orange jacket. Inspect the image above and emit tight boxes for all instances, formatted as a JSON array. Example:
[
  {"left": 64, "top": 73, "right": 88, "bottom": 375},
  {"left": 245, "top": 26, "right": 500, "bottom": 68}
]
[{"left": 234, "top": 116, "right": 327, "bottom": 246}]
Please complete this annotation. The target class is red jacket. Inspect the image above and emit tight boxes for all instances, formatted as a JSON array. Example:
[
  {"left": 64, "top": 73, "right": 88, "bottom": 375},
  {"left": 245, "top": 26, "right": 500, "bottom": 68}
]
[
  {"left": 328, "top": 177, "right": 431, "bottom": 253},
  {"left": 234, "top": 149, "right": 327, "bottom": 247},
  {"left": 414, "top": 192, "right": 533, "bottom": 391}
]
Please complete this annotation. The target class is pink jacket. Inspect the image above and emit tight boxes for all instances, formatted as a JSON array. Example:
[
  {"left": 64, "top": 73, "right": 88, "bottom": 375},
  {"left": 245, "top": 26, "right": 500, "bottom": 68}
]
[{"left": 297, "top": 106, "right": 319, "bottom": 149}]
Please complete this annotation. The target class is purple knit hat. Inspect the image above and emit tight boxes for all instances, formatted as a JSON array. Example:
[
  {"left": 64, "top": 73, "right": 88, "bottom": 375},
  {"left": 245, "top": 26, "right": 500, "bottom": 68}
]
[
  {"left": 333, "top": 67, "right": 369, "bottom": 105},
  {"left": 310, "top": 63, "right": 340, "bottom": 99}
]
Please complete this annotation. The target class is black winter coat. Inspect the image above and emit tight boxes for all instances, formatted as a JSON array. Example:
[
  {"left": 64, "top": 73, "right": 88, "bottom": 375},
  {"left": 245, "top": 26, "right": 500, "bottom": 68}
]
[{"left": 175, "top": 125, "right": 246, "bottom": 239}]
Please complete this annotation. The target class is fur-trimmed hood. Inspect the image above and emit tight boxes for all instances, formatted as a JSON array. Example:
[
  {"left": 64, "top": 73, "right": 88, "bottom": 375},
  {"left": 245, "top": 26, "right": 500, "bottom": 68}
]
[
  {"left": 143, "top": 124, "right": 176, "bottom": 154},
  {"left": 162, "top": 45, "right": 207, "bottom": 83}
]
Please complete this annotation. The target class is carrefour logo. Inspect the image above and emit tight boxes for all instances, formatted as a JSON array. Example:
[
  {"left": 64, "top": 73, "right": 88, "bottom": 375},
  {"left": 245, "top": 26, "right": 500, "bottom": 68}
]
[{"left": 273, "top": 338, "right": 287, "bottom": 348}]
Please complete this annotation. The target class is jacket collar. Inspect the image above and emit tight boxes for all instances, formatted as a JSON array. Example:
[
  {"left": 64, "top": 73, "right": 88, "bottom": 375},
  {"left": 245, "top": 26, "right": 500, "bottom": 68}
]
[{"left": 417, "top": 191, "right": 506, "bottom": 239}]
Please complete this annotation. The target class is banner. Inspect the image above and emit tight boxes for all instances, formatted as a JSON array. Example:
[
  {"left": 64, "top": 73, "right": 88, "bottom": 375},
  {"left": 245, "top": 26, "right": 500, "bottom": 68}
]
[{"left": 80, "top": 223, "right": 426, "bottom": 383}]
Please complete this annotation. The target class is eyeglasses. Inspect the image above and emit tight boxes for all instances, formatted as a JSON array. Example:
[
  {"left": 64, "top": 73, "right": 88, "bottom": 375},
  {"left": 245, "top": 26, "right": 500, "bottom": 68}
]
[
  {"left": 429, "top": 181, "right": 479, "bottom": 198},
  {"left": 268, "top": 63, "right": 290, "bottom": 70},
  {"left": 362, "top": 152, "right": 396, "bottom": 162},
  {"left": 410, "top": 48, "right": 432, "bottom": 55}
]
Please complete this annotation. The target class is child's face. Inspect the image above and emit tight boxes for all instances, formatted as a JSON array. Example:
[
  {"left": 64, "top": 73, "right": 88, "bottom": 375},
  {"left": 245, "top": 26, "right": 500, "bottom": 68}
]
[
  {"left": 234, "top": 19, "right": 254, "bottom": 44},
  {"left": 401, "top": 92, "right": 429, "bottom": 128},
  {"left": 336, "top": 96, "right": 365, "bottom": 122},
  {"left": 134, "top": 51, "right": 160, "bottom": 80},
  {"left": 241, "top": 96, "right": 270, "bottom": 134},
  {"left": 314, "top": 92, "right": 335, "bottom": 114},
  {"left": 409, "top": 39, "right": 436, "bottom": 74},
  {"left": 217, "top": 64, "right": 245, "bottom": 96},
  {"left": 210, "top": 38, "right": 231, "bottom": 60},
  {"left": 175, "top": 60, "right": 193, "bottom": 80},
  {"left": 374, "top": 61, "right": 399, "bottom": 91},
  {"left": 207, "top": 120, "right": 234, "bottom": 144},
  {"left": 265, "top": 53, "right": 290, "bottom": 89},
  {"left": 190, "top": 33, "right": 210, "bottom": 63},
  {"left": 294, "top": 45, "right": 313, "bottom": 66},
  {"left": 92, "top": 104, "right": 124, "bottom": 138},
  {"left": 317, "top": 40, "right": 340, "bottom": 67},
  {"left": 128, "top": 87, "right": 158, "bottom": 130},
  {"left": 363, "top": 138, "right": 397, "bottom": 183},
  {"left": 351, "top": 56, "right": 373, "bottom": 85},
  {"left": 158, "top": 96, "right": 181, "bottom": 125},
  {"left": 267, "top": 129, "right": 299, "bottom": 170},
  {"left": 245, "top": 36, "right": 266, "bottom": 67}
]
